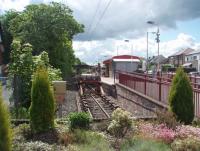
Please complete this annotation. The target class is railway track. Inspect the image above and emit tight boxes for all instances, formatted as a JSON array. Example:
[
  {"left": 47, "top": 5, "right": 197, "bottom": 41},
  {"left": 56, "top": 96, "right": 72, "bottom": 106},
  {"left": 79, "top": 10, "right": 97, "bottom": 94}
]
[{"left": 80, "top": 87, "right": 119, "bottom": 120}]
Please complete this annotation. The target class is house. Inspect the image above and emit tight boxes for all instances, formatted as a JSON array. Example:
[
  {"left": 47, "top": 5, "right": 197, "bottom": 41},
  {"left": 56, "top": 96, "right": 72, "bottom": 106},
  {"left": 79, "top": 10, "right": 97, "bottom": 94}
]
[
  {"left": 103, "top": 55, "right": 140, "bottom": 77},
  {"left": 149, "top": 55, "right": 166, "bottom": 65},
  {"left": 168, "top": 48, "right": 194, "bottom": 67},
  {"left": 185, "top": 49, "right": 200, "bottom": 71}
]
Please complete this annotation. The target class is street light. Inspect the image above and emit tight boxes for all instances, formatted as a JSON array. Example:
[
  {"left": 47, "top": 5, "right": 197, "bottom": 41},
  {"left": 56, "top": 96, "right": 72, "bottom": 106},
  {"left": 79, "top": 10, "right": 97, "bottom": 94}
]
[
  {"left": 124, "top": 39, "right": 134, "bottom": 72},
  {"left": 117, "top": 40, "right": 133, "bottom": 56},
  {"left": 147, "top": 21, "right": 160, "bottom": 75}
]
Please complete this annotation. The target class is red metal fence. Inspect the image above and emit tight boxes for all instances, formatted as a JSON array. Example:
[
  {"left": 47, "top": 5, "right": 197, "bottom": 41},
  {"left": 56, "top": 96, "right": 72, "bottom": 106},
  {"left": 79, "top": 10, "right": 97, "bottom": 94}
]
[{"left": 117, "top": 71, "right": 200, "bottom": 117}]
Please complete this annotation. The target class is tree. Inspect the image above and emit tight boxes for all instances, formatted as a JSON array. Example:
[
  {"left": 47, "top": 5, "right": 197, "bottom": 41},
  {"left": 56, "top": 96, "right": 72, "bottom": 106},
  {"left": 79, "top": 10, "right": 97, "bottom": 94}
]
[
  {"left": 30, "top": 67, "right": 55, "bottom": 133},
  {"left": 9, "top": 40, "right": 62, "bottom": 108},
  {"left": 9, "top": 40, "right": 33, "bottom": 108},
  {"left": 169, "top": 67, "right": 194, "bottom": 124},
  {"left": 9, "top": 2, "right": 84, "bottom": 78},
  {"left": 0, "top": 10, "right": 19, "bottom": 64},
  {"left": 33, "top": 51, "right": 62, "bottom": 83},
  {"left": 0, "top": 85, "right": 12, "bottom": 151},
  {"left": 74, "top": 57, "right": 81, "bottom": 65}
]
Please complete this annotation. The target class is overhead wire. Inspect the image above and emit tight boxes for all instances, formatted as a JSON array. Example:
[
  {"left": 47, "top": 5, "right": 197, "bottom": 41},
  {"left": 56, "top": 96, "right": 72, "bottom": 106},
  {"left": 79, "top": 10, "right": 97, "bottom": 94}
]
[
  {"left": 87, "top": 0, "right": 102, "bottom": 34},
  {"left": 89, "top": 0, "right": 113, "bottom": 37}
]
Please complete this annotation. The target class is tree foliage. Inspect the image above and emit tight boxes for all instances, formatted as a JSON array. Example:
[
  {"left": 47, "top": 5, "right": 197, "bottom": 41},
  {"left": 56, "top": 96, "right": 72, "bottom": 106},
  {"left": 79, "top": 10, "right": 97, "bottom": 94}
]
[
  {"left": 9, "top": 2, "right": 84, "bottom": 77},
  {"left": 30, "top": 67, "right": 55, "bottom": 133},
  {"left": 0, "top": 10, "right": 19, "bottom": 64},
  {"left": 0, "top": 85, "right": 12, "bottom": 151},
  {"left": 9, "top": 40, "right": 33, "bottom": 108},
  {"left": 9, "top": 40, "right": 62, "bottom": 108},
  {"left": 33, "top": 51, "right": 62, "bottom": 82},
  {"left": 169, "top": 67, "right": 194, "bottom": 124}
]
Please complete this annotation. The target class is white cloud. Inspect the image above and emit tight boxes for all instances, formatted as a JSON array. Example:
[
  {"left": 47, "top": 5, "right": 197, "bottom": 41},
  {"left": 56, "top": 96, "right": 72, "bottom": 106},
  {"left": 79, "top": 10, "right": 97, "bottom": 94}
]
[
  {"left": 0, "top": 0, "right": 30, "bottom": 12},
  {"left": 1, "top": 0, "right": 200, "bottom": 64},
  {"left": 73, "top": 33, "right": 200, "bottom": 64}
]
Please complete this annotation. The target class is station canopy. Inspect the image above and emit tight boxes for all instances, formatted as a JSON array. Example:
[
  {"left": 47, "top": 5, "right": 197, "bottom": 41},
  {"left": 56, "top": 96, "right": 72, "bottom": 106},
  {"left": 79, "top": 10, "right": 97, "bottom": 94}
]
[{"left": 103, "top": 55, "right": 140, "bottom": 64}]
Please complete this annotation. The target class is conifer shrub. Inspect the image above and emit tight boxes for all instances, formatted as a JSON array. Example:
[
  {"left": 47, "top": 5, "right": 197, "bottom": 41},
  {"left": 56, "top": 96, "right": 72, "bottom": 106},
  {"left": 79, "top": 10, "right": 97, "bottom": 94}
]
[
  {"left": 0, "top": 85, "right": 12, "bottom": 151},
  {"left": 168, "top": 67, "right": 194, "bottom": 124},
  {"left": 29, "top": 67, "right": 55, "bottom": 133}
]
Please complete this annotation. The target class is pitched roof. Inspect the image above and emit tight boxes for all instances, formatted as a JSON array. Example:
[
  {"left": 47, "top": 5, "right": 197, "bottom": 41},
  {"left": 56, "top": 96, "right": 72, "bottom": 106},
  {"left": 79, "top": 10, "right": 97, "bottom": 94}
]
[
  {"left": 169, "top": 48, "right": 194, "bottom": 57},
  {"left": 186, "top": 49, "right": 200, "bottom": 55},
  {"left": 103, "top": 55, "right": 140, "bottom": 64},
  {"left": 149, "top": 55, "right": 166, "bottom": 64}
]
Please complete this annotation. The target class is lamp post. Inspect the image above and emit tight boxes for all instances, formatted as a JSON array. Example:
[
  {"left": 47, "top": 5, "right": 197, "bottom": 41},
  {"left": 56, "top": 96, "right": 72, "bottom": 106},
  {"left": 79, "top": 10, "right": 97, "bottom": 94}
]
[
  {"left": 147, "top": 21, "right": 160, "bottom": 75},
  {"left": 146, "top": 32, "right": 149, "bottom": 74},
  {"left": 124, "top": 39, "right": 134, "bottom": 72}
]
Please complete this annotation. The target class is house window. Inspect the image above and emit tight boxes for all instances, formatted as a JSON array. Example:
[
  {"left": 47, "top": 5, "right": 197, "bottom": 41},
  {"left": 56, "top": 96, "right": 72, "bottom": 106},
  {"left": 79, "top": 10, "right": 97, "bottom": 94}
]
[
  {"left": 193, "top": 56, "right": 197, "bottom": 60},
  {"left": 187, "top": 57, "right": 189, "bottom": 61}
]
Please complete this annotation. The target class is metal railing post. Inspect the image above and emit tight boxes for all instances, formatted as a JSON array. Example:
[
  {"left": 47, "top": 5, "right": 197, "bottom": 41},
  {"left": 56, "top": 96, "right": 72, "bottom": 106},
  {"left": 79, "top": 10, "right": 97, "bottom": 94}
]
[
  {"left": 159, "top": 77, "right": 162, "bottom": 101},
  {"left": 144, "top": 74, "right": 147, "bottom": 94}
]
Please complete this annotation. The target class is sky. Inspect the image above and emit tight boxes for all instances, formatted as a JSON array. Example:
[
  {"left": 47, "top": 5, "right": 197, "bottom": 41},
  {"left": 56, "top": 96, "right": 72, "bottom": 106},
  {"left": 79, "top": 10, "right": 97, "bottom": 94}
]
[{"left": 0, "top": 0, "right": 200, "bottom": 64}]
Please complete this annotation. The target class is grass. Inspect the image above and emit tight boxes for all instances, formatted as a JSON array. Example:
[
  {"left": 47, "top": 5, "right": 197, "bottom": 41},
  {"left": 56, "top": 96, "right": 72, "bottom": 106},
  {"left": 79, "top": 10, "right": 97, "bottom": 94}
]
[
  {"left": 12, "top": 123, "right": 114, "bottom": 151},
  {"left": 121, "top": 138, "right": 171, "bottom": 151}
]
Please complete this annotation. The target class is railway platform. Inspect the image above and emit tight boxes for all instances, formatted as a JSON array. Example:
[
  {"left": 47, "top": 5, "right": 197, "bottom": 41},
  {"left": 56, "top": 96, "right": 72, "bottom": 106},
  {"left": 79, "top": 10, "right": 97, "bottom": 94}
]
[{"left": 101, "top": 77, "right": 117, "bottom": 85}]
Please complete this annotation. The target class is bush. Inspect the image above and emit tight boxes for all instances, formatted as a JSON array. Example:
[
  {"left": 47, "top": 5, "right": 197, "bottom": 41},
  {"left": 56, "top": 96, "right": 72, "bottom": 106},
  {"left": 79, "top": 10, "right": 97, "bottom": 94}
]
[
  {"left": 171, "top": 138, "right": 200, "bottom": 151},
  {"left": 156, "top": 110, "right": 179, "bottom": 129},
  {"left": 169, "top": 67, "right": 194, "bottom": 124},
  {"left": 10, "top": 106, "right": 29, "bottom": 119},
  {"left": 68, "top": 112, "right": 90, "bottom": 129},
  {"left": 0, "top": 85, "right": 12, "bottom": 151},
  {"left": 108, "top": 108, "right": 132, "bottom": 139},
  {"left": 192, "top": 117, "right": 200, "bottom": 128},
  {"left": 73, "top": 129, "right": 113, "bottom": 151},
  {"left": 33, "top": 51, "right": 62, "bottom": 83},
  {"left": 29, "top": 67, "right": 55, "bottom": 133},
  {"left": 121, "top": 138, "right": 171, "bottom": 151},
  {"left": 59, "top": 129, "right": 113, "bottom": 151}
]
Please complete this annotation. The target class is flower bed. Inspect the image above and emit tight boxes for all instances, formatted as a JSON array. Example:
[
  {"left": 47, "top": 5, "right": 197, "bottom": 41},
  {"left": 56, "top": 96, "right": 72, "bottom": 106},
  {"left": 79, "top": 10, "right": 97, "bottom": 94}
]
[{"left": 138, "top": 122, "right": 200, "bottom": 144}]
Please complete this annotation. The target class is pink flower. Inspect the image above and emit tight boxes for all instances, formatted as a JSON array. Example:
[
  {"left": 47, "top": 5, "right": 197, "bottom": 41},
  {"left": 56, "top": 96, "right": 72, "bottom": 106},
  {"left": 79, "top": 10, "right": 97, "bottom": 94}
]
[{"left": 138, "top": 122, "right": 200, "bottom": 143}]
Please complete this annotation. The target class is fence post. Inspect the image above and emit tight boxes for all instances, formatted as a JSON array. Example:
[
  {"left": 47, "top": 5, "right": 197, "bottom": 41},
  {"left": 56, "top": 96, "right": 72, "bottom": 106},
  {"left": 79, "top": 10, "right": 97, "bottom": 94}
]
[
  {"left": 144, "top": 74, "right": 147, "bottom": 95},
  {"left": 134, "top": 76, "right": 136, "bottom": 89},
  {"left": 159, "top": 77, "right": 162, "bottom": 101},
  {"left": 114, "top": 70, "right": 116, "bottom": 84}
]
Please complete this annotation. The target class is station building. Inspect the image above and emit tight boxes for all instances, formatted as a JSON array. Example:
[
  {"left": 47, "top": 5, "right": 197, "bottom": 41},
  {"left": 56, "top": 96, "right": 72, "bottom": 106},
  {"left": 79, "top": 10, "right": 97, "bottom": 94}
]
[{"left": 103, "top": 55, "right": 141, "bottom": 77}]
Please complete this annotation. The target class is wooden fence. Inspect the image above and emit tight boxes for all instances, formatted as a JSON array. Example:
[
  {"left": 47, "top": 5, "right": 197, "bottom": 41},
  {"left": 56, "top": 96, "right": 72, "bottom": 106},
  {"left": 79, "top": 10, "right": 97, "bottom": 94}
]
[{"left": 116, "top": 71, "right": 200, "bottom": 117}]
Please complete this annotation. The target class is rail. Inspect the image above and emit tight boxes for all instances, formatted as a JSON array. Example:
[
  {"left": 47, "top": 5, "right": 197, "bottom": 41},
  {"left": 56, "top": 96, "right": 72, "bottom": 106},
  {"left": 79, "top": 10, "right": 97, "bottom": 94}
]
[
  {"left": 80, "top": 86, "right": 117, "bottom": 120},
  {"left": 90, "top": 94, "right": 110, "bottom": 118}
]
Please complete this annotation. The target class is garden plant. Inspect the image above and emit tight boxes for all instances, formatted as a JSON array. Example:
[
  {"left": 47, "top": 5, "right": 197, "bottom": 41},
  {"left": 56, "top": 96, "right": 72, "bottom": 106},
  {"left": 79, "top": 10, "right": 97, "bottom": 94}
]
[
  {"left": 29, "top": 67, "right": 55, "bottom": 133},
  {"left": 0, "top": 85, "right": 12, "bottom": 151},
  {"left": 169, "top": 67, "right": 194, "bottom": 124}
]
